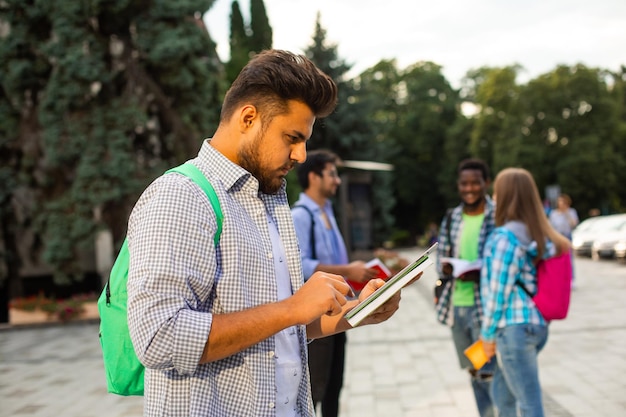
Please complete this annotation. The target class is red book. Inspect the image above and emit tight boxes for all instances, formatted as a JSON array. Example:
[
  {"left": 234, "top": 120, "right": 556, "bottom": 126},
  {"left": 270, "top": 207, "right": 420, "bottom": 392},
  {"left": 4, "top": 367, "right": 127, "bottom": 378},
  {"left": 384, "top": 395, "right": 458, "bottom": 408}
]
[{"left": 347, "top": 258, "right": 392, "bottom": 292}]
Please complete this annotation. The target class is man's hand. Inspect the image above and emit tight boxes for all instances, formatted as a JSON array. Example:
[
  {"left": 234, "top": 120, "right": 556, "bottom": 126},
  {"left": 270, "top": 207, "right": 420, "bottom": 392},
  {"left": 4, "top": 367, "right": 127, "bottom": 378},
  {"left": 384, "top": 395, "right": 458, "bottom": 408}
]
[
  {"left": 351, "top": 271, "right": 425, "bottom": 326},
  {"left": 344, "top": 260, "right": 378, "bottom": 284},
  {"left": 354, "top": 279, "right": 399, "bottom": 325},
  {"left": 288, "top": 272, "right": 354, "bottom": 325}
]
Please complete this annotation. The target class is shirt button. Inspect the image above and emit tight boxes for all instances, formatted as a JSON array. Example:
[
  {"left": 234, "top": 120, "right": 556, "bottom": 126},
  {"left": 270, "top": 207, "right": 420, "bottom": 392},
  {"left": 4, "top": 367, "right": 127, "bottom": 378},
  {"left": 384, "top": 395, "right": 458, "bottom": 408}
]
[
  {"left": 268, "top": 351, "right": 275, "bottom": 358},
  {"left": 269, "top": 402, "right": 275, "bottom": 409},
  {"left": 267, "top": 252, "right": 273, "bottom": 259}
]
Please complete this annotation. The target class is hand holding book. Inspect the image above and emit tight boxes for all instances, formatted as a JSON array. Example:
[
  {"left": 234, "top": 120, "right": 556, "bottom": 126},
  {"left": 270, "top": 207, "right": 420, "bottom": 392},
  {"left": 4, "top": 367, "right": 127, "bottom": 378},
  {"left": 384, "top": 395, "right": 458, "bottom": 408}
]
[
  {"left": 464, "top": 340, "right": 489, "bottom": 370},
  {"left": 345, "top": 243, "right": 438, "bottom": 326},
  {"left": 439, "top": 257, "right": 482, "bottom": 279},
  {"left": 346, "top": 258, "right": 391, "bottom": 292}
]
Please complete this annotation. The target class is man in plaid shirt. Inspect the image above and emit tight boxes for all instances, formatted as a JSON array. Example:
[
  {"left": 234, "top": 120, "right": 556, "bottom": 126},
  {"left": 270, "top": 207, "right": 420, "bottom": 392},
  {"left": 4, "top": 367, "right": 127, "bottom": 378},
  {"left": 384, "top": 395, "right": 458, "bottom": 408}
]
[
  {"left": 126, "top": 50, "right": 409, "bottom": 417},
  {"left": 434, "top": 158, "right": 497, "bottom": 417}
]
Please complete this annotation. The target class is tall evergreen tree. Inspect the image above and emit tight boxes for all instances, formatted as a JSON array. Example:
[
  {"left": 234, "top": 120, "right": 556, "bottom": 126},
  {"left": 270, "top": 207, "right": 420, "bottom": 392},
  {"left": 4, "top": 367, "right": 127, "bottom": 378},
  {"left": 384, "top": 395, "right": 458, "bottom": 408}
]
[
  {"left": 225, "top": 0, "right": 271, "bottom": 84},
  {"left": 226, "top": 0, "right": 249, "bottom": 84},
  {"left": 304, "top": 14, "right": 395, "bottom": 247},
  {"left": 249, "top": 0, "right": 272, "bottom": 53},
  {"left": 306, "top": 13, "right": 367, "bottom": 156},
  {"left": 0, "top": 0, "right": 224, "bottom": 305}
]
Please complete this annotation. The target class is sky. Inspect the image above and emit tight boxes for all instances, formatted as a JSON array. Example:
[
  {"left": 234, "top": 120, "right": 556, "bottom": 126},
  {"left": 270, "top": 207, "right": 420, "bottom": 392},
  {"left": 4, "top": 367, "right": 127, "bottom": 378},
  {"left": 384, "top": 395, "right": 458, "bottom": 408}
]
[{"left": 204, "top": 0, "right": 626, "bottom": 88}]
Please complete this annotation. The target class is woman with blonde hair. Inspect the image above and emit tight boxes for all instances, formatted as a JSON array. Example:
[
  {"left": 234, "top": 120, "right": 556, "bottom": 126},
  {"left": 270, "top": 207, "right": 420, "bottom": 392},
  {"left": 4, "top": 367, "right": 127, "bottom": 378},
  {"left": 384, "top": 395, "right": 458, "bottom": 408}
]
[{"left": 479, "top": 168, "right": 570, "bottom": 417}]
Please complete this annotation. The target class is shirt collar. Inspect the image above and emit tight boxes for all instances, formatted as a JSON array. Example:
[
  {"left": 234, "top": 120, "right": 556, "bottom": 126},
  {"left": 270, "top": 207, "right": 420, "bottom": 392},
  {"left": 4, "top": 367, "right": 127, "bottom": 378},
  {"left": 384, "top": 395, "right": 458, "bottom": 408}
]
[
  {"left": 296, "top": 192, "right": 332, "bottom": 212},
  {"left": 198, "top": 139, "right": 287, "bottom": 196}
]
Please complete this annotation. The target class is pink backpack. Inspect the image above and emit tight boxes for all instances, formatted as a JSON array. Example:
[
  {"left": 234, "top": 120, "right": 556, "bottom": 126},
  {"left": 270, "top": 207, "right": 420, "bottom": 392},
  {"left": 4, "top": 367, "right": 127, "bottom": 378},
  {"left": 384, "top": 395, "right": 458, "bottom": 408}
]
[
  {"left": 504, "top": 228, "right": 573, "bottom": 321},
  {"left": 530, "top": 251, "right": 573, "bottom": 321}
]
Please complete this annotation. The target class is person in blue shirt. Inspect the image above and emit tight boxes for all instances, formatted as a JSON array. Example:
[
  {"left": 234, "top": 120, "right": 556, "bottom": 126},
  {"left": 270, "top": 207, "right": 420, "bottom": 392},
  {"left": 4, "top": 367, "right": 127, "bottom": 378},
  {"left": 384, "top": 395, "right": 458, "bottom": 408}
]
[
  {"left": 291, "top": 150, "right": 378, "bottom": 417},
  {"left": 548, "top": 194, "right": 579, "bottom": 240},
  {"left": 548, "top": 194, "right": 579, "bottom": 283},
  {"left": 480, "top": 168, "right": 570, "bottom": 417}
]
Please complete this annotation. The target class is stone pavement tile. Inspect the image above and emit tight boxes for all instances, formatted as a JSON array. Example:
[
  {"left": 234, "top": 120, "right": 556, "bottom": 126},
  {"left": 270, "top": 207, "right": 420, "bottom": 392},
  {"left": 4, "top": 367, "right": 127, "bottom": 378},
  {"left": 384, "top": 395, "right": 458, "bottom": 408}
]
[
  {"left": 588, "top": 398, "right": 626, "bottom": 417},
  {"left": 540, "top": 326, "right": 626, "bottom": 416},
  {"left": 340, "top": 259, "right": 481, "bottom": 417},
  {"left": 2, "top": 252, "right": 625, "bottom": 417},
  {"left": 341, "top": 249, "right": 626, "bottom": 417},
  {"left": 0, "top": 324, "right": 143, "bottom": 417}
]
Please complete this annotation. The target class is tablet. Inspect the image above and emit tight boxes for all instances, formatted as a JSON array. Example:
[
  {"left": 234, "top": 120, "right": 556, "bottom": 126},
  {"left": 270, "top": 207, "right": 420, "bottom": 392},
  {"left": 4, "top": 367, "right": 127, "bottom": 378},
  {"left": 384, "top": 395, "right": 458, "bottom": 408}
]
[{"left": 345, "top": 242, "right": 438, "bottom": 326}]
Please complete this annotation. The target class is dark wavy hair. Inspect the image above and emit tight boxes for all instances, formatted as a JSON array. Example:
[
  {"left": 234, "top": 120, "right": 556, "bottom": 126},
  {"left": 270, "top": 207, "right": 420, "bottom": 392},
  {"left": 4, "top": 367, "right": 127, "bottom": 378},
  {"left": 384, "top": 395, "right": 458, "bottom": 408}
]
[
  {"left": 220, "top": 49, "right": 338, "bottom": 125},
  {"left": 296, "top": 150, "right": 340, "bottom": 190}
]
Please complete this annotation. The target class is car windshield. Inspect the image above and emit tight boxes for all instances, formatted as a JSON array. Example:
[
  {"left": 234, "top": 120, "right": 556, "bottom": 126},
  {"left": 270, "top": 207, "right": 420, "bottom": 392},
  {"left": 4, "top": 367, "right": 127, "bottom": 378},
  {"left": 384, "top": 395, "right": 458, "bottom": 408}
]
[
  {"left": 574, "top": 218, "right": 601, "bottom": 232},
  {"left": 595, "top": 216, "right": 626, "bottom": 232},
  {"left": 574, "top": 215, "right": 626, "bottom": 235}
]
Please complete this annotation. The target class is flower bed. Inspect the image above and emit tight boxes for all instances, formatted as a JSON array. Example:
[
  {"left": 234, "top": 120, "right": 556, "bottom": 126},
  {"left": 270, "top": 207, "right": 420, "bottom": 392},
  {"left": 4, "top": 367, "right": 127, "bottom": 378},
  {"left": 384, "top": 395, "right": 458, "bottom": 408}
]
[{"left": 9, "top": 293, "right": 99, "bottom": 325}]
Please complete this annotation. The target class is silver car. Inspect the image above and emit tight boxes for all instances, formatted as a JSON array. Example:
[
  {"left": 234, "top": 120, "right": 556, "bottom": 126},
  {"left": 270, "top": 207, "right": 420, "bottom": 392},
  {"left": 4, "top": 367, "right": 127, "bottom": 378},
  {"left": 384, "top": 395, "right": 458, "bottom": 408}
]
[{"left": 572, "top": 214, "right": 626, "bottom": 258}]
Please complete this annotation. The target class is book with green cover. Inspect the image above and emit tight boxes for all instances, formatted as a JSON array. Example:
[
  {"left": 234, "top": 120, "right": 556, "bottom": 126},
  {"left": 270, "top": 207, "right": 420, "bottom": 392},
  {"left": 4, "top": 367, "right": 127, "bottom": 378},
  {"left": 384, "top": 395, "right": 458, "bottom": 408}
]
[{"left": 345, "top": 242, "right": 438, "bottom": 326}]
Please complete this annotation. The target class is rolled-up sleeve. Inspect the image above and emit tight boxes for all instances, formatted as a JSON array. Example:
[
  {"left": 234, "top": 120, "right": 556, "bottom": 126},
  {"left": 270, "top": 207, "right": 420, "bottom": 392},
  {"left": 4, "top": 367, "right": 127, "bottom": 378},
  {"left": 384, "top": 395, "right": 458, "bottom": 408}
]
[{"left": 127, "top": 174, "right": 218, "bottom": 375}]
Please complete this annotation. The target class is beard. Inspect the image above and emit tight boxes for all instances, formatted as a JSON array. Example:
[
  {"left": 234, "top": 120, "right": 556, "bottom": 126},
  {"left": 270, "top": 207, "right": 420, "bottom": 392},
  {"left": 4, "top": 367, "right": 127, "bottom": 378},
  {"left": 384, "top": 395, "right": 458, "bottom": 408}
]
[
  {"left": 238, "top": 132, "right": 288, "bottom": 195},
  {"left": 463, "top": 194, "right": 486, "bottom": 211},
  {"left": 321, "top": 184, "right": 338, "bottom": 199}
]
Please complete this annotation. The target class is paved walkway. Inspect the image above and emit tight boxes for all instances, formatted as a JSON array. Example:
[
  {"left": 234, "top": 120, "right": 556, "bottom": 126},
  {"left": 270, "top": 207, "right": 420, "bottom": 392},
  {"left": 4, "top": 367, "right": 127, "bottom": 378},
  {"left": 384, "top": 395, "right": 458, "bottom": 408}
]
[{"left": 1, "top": 250, "right": 625, "bottom": 417}]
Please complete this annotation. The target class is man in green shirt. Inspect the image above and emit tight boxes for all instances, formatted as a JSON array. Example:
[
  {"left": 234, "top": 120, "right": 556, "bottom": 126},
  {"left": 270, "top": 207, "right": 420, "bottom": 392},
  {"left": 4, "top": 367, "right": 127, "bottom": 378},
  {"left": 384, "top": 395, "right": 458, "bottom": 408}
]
[{"left": 434, "top": 158, "right": 496, "bottom": 417}]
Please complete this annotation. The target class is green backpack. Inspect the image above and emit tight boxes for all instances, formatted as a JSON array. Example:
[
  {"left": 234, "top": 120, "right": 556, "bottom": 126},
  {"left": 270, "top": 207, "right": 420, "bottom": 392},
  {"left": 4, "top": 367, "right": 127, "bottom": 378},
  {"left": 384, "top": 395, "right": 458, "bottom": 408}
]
[{"left": 97, "top": 162, "right": 223, "bottom": 396}]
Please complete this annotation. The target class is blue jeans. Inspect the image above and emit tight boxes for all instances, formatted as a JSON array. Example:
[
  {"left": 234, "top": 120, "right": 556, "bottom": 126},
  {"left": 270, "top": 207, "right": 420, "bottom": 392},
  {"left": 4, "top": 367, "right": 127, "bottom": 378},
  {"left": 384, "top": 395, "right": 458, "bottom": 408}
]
[
  {"left": 451, "top": 306, "right": 496, "bottom": 417},
  {"left": 493, "top": 324, "right": 548, "bottom": 417}
]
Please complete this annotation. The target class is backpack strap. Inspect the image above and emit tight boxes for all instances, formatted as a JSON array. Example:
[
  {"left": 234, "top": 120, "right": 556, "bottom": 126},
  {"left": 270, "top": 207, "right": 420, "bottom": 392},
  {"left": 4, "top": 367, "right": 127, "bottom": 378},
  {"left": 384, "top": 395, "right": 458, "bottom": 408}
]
[
  {"left": 445, "top": 208, "right": 454, "bottom": 257},
  {"left": 293, "top": 204, "right": 316, "bottom": 259},
  {"left": 105, "top": 163, "right": 222, "bottom": 305},
  {"left": 166, "top": 162, "right": 223, "bottom": 247}
]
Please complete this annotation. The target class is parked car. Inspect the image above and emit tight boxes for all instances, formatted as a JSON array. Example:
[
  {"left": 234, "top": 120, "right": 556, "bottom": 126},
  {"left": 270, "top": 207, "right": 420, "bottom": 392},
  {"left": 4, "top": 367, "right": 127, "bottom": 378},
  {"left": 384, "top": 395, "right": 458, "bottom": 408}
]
[
  {"left": 572, "top": 214, "right": 626, "bottom": 258},
  {"left": 572, "top": 216, "right": 606, "bottom": 257},
  {"left": 614, "top": 238, "right": 626, "bottom": 264},
  {"left": 592, "top": 229, "right": 626, "bottom": 260}
]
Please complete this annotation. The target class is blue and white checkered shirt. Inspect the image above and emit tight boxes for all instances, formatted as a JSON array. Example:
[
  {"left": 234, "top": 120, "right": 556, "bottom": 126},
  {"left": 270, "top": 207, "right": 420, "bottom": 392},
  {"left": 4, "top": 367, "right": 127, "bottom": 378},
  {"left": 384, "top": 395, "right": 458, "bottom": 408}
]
[
  {"left": 434, "top": 197, "right": 496, "bottom": 325},
  {"left": 480, "top": 225, "right": 547, "bottom": 342},
  {"left": 127, "top": 140, "right": 313, "bottom": 417}
]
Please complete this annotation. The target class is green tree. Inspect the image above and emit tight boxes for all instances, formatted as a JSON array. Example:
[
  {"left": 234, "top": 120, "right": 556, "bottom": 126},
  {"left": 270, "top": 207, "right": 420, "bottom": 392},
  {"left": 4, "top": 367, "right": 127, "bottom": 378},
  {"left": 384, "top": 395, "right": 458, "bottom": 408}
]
[
  {"left": 389, "top": 61, "right": 463, "bottom": 238},
  {"left": 0, "top": 83, "right": 21, "bottom": 322},
  {"left": 466, "top": 65, "right": 523, "bottom": 173},
  {"left": 438, "top": 113, "right": 475, "bottom": 208},
  {"left": 351, "top": 59, "right": 403, "bottom": 158},
  {"left": 305, "top": 14, "right": 360, "bottom": 155},
  {"left": 249, "top": 0, "right": 272, "bottom": 53},
  {"left": 304, "top": 14, "right": 395, "bottom": 247},
  {"left": 606, "top": 66, "right": 626, "bottom": 212},
  {"left": 225, "top": 0, "right": 271, "bottom": 84},
  {"left": 225, "top": 0, "right": 249, "bottom": 84},
  {"left": 0, "top": 0, "right": 223, "bottom": 295},
  {"left": 519, "top": 64, "right": 624, "bottom": 216},
  {"left": 348, "top": 60, "right": 406, "bottom": 244}
]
